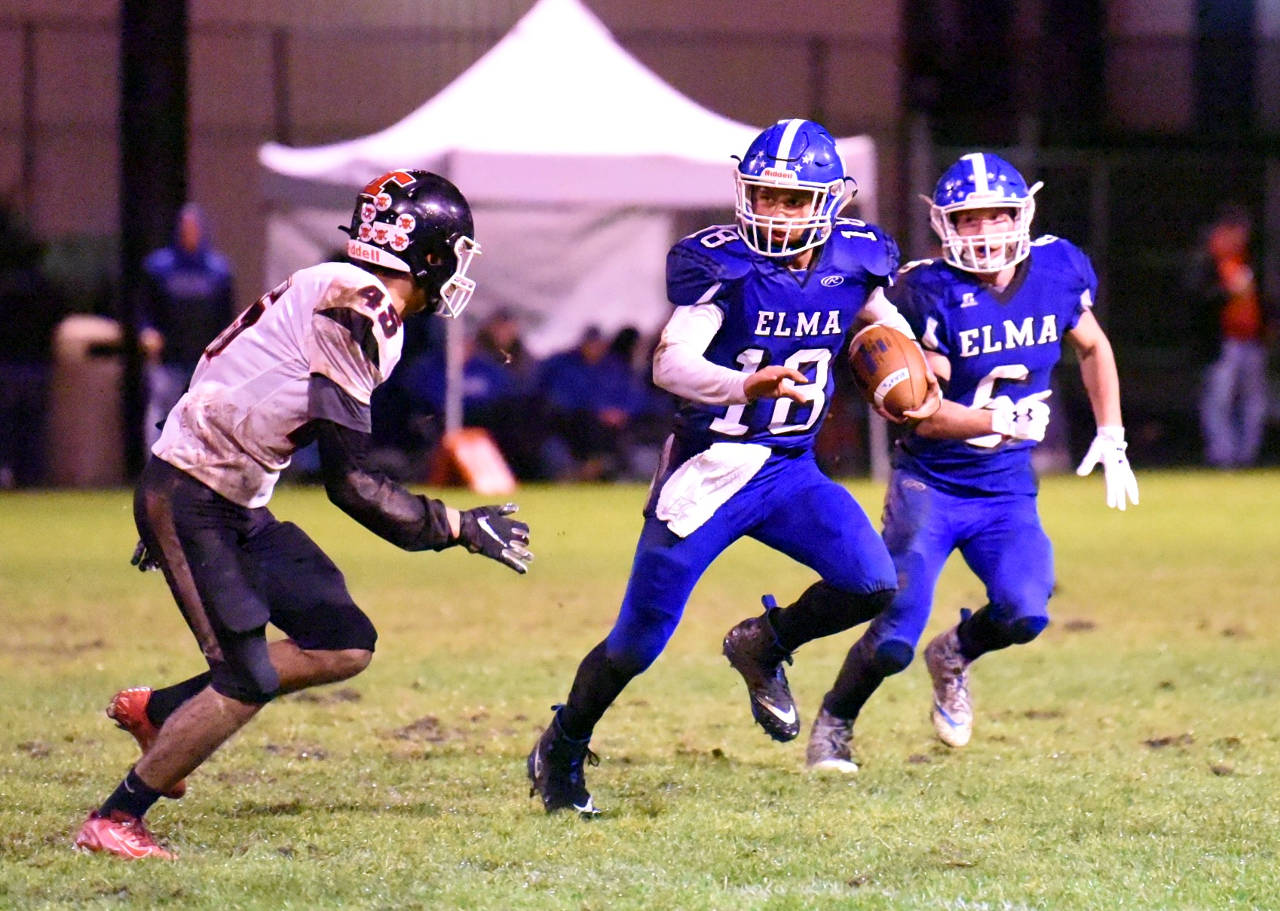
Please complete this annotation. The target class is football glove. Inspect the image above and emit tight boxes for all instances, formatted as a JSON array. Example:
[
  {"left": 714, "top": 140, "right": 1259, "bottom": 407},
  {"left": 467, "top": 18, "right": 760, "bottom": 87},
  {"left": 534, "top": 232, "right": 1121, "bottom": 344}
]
[
  {"left": 1075, "top": 425, "right": 1139, "bottom": 511},
  {"left": 130, "top": 540, "right": 161, "bottom": 572},
  {"left": 987, "top": 390, "right": 1052, "bottom": 442},
  {"left": 457, "top": 503, "right": 533, "bottom": 574}
]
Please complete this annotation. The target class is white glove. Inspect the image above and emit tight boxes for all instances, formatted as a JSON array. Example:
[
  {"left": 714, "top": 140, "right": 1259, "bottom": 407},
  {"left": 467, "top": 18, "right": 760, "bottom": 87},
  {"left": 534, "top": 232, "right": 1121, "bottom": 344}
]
[
  {"left": 1075, "top": 425, "right": 1139, "bottom": 511},
  {"left": 987, "top": 390, "right": 1053, "bottom": 442}
]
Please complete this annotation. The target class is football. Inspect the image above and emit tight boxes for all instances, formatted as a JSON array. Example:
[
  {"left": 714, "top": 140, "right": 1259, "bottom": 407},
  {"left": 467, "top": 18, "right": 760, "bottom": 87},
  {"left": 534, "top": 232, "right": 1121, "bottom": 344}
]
[{"left": 848, "top": 323, "right": 930, "bottom": 419}]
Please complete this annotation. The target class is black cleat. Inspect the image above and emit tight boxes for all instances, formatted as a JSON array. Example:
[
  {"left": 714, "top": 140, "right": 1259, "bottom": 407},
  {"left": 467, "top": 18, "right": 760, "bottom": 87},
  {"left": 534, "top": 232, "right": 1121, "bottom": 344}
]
[
  {"left": 722, "top": 595, "right": 800, "bottom": 742},
  {"left": 527, "top": 707, "right": 601, "bottom": 816}
]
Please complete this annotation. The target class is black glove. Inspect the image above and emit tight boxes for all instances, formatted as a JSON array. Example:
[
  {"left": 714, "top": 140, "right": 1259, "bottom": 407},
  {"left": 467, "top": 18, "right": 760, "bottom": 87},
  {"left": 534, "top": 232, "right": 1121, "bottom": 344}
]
[
  {"left": 130, "top": 539, "right": 161, "bottom": 573},
  {"left": 456, "top": 503, "right": 533, "bottom": 574}
]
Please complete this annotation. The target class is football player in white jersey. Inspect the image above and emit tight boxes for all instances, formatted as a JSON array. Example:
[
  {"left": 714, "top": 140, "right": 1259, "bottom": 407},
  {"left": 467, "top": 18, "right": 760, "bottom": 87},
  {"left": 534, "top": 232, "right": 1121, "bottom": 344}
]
[{"left": 75, "top": 171, "right": 532, "bottom": 860}]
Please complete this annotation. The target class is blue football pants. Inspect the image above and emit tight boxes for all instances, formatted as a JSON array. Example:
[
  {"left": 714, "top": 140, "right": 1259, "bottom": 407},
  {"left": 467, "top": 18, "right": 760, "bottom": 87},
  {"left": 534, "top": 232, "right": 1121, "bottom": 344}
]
[
  {"left": 603, "top": 451, "right": 895, "bottom": 672},
  {"left": 867, "top": 469, "right": 1055, "bottom": 658}
]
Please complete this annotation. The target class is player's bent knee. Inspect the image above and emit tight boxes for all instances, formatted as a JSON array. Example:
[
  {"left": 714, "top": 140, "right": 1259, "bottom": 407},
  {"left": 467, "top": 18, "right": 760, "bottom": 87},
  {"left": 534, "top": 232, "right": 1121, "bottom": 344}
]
[
  {"left": 606, "top": 600, "right": 682, "bottom": 676},
  {"left": 1008, "top": 615, "right": 1048, "bottom": 644},
  {"left": 862, "top": 587, "right": 896, "bottom": 618},
  {"left": 604, "top": 637, "right": 663, "bottom": 677},
  {"left": 872, "top": 638, "right": 915, "bottom": 675},
  {"left": 289, "top": 604, "right": 378, "bottom": 653},
  {"left": 211, "top": 632, "right": 280, "bottom": 704},
  {"left": 320, "top": 647, "right": 373, "bottom": 681}
]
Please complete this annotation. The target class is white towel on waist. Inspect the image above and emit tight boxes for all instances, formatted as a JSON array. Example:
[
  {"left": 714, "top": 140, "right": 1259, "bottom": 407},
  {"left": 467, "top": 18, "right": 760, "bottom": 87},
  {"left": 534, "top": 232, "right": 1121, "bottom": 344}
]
[{"left": 655, "top": 442, "right": 771, "bottom": 537}]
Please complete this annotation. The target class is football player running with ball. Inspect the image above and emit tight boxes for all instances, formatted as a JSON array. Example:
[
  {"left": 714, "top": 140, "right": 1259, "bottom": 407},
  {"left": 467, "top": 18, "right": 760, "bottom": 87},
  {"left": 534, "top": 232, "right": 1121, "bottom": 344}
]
[
  {"left": 527, "top": 119, "right": 938, "bottom": 815},
  {"left": 804, "top": 153, "right": 1138, "bottom": 774},
  {"left": 75, "top": 171, "right": 532, "bottom": 860}
]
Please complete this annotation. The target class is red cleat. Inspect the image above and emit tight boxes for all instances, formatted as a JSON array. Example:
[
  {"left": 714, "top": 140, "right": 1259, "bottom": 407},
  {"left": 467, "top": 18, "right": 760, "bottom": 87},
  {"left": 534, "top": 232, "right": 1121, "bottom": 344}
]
[
  {"left": 106, "top": 687, "right": 186, "bottom": 799},
  {"left": 74, "top": 810, "right": 175, "bottom": 860}
]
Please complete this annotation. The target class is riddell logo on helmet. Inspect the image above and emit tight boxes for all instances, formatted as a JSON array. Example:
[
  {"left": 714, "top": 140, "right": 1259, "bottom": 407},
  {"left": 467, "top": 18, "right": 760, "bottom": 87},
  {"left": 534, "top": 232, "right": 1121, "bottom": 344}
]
[{"left": 762, "top": 168, "right": 798, "bottom": 184}]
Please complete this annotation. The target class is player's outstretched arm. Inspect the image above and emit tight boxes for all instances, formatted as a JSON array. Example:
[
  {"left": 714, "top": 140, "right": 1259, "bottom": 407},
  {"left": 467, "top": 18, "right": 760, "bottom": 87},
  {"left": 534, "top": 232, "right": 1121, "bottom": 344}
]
[
  {"left": 1067, "top": 311, "right": 1138, "bottom": 510},
  {"left": 314, "top": 418, "right": 533, "bottom": 571},
  {"left": 454, "top": 504, "right": 533, "bottom": 574}
]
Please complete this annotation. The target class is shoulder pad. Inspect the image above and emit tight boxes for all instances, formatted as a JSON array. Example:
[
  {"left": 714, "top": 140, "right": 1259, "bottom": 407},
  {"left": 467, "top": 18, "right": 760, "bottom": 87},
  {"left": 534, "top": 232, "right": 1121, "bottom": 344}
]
[
  {"left": 294, "top": 262, "right": 391, "bottom": 317},
  {"left": 1030, "top": 234, "right": 1097, "bottom": 292},
  {"left": 897, "top": 257, "right": 960, "bottom": 298},
  {"left": 825, "top": 219, "right": 900, "bottom": 278},
  {"left": 1029, "top": 233, "right": 1092, "bottom": 269},
  {"left": 669, "top": 226, "right": 754, "bottom": 281}
]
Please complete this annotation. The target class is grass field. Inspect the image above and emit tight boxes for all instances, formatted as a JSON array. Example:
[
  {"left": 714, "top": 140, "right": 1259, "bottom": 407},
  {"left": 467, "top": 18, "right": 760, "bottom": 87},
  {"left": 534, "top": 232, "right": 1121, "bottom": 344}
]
[{"left": 2, "top": 469, "right": 1279, "bottom": 909}]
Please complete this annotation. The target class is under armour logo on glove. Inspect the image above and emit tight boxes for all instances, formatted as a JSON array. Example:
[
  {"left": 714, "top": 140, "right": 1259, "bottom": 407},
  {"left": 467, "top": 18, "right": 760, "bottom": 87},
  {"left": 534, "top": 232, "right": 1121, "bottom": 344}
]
[
  {"left": 987, "top": 390, "right": 1053, "bottom": 442},
  {"left": 458, "top": 503, "right": 533, "bottom": 574},
  {"left": 1075, "top": 425, "right": 1139, "bottom": 511}
]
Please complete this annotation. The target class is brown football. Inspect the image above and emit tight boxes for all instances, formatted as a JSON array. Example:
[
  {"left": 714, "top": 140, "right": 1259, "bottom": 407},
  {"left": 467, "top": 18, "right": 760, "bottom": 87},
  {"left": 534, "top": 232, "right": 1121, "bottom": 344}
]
[{"left": 848, "top": 323, "right": 930, "bottom": 418}]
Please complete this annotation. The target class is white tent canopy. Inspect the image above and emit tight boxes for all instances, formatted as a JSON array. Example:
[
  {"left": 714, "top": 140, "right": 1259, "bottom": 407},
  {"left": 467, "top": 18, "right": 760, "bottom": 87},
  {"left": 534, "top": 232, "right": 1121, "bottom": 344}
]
[{"left": 259, "top": 0, "right": 877, "bottom": 357}]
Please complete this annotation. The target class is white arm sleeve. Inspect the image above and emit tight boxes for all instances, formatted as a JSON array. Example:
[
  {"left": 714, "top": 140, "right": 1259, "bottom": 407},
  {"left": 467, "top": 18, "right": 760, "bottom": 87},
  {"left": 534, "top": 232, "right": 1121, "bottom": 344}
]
[
  {"left": 651, "top": 303, "right": 750, "bottom": 405},
  {"left": 858, "top": 285, "right": 916, "bottom": 339}
]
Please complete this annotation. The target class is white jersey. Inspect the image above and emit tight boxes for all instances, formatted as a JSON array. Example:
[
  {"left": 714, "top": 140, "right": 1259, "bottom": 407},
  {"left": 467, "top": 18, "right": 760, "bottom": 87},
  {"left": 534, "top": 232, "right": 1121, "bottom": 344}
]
[{"left": 154, "top": 261, "right": 405, "bottom": 507}]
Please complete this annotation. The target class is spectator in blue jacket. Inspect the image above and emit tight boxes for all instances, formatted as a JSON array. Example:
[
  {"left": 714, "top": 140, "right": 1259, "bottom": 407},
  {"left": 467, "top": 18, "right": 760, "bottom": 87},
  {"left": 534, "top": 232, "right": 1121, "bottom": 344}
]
[
  {"left": 536, "top": 325, "right": 646, "bottom": 481},
  {"left": 139, "top": 203, "right": 234, "bottom": 450}
]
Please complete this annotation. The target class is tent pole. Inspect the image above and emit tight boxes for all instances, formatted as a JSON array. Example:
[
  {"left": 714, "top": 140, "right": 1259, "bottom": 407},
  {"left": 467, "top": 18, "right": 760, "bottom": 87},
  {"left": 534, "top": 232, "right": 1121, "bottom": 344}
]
[{"left": 445, "top": 315, "right": 464, "bottom": 435}]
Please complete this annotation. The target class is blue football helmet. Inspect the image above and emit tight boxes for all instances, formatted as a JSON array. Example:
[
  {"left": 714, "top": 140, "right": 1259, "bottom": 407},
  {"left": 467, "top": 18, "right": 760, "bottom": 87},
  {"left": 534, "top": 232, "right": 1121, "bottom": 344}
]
[
  {"left": 734, "top": 119, "right": 853, "bottom": 257},
  {"left": 928, "top": 152, "right": 1042, "bottom": 273}
]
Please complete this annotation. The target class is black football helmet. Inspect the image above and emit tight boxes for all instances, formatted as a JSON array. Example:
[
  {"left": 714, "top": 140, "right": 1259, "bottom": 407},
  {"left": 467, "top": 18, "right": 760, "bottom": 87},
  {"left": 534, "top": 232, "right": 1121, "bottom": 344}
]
[{"left": 342, "top": 169, "right": 480, "bottom": 317}]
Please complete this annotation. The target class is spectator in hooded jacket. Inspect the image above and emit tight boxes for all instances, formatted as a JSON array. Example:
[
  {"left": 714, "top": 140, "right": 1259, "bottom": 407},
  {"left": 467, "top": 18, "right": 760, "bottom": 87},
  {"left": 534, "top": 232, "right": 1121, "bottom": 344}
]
[{"left": 139, "top": 203, "right": 235, "bottom": 450}]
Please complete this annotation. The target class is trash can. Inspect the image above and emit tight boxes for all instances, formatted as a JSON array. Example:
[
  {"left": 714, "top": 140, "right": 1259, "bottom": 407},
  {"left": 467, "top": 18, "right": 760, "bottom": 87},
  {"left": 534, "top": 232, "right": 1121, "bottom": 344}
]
[{"left": 48, "top": 314, "right": 125, "bottom": 487}]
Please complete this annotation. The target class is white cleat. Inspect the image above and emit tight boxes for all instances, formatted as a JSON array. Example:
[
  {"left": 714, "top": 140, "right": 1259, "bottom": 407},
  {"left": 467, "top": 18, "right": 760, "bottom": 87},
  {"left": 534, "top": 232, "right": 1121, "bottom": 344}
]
[
  {"left": 805, "top": 707, "right": 858, "bottom": 774},
  {"left": 924, "top": 626, "right": 973, "bottom": 748}
]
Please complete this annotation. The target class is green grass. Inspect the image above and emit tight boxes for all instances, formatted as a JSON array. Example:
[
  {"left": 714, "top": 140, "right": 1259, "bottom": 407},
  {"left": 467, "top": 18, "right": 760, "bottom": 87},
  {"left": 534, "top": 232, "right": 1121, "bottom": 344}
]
[{"left": 2, "top": 470, "right": 1279, "bottom": 909}]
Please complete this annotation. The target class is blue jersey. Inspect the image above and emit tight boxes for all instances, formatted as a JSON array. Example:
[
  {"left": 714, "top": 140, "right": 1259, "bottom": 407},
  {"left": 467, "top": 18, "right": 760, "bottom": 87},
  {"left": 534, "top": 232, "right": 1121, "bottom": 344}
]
[
  {"left": 891, "top": 235, "right": 1096, "bottom": 496},
  {"left": 666, "top": 220, "right": 899, "bottom": 454}
]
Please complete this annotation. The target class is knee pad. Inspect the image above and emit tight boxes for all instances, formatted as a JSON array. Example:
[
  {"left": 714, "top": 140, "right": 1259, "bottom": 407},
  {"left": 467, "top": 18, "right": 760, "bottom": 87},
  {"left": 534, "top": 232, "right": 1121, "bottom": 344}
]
[
  {"left": 606, "top": 592, "right": 685, "bottom": 675},
  {"left": 601, "top": 642, "right": 651, "bottom": 680},
  {"left": 872, "top": 638, "right": 914, "bottom": 676},
  {"left": 604, "top": 627, "right": 667, "bottom": 677},
  {"left": 863, "top": 587, "right": 896, "bottom": 620},
  {"left": 288, "top": 602, "right": 378, "bottom": 653},
  {"left": 210, "top": 628, "right": 279, "bottom": 704},
  {"left": 1008, "top": 614, "right": 1049, "bottom": 644}
]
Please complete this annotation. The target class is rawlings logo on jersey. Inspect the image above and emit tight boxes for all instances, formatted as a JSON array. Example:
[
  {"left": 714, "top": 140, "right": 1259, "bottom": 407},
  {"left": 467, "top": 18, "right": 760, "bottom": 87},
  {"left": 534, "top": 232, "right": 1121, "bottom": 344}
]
[
  {"left": 753, "top": 309, "right": 843, "bottom": 337},
  {"left": 956, "top": 315, "right": 1060, "bottom": 357}
]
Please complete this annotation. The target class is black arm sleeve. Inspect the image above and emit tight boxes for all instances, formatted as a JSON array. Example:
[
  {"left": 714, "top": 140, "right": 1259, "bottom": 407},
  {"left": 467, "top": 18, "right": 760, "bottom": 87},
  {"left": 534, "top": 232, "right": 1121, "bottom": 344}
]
[{"left": 314, "top": 417, "right": 457, "bottom": 552}]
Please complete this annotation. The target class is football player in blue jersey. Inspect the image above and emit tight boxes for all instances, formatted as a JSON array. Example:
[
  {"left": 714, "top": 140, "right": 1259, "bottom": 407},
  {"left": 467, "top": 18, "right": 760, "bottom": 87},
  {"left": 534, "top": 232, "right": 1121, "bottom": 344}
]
[
  {"left": 804, "top": 152, "right": 1139, "bottom": 773},
  {"left": 527, "top": 118, "right": 939, "bottom": 814}
]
